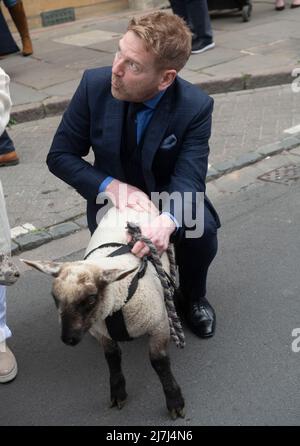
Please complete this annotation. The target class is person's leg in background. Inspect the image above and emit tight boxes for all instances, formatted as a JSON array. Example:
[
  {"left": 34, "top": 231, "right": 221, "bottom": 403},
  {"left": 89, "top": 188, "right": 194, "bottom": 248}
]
[
  {"left": 0, "top": 285, "right": 17, "bottom": 383},
  {"left": 169, "top": 0, "right": 215, "bottom": 54},
  {"left": 0, "top": 4, "right": 19, "bottom": 57},
  {"left": 174, "top": 205, "right": 219, "bottom": 338},
  {"left": 4, "top": 0, "right": 33, "bottom": 56},
  {"left": 0, "top": 130, "right": 19, "bottom": 166}
]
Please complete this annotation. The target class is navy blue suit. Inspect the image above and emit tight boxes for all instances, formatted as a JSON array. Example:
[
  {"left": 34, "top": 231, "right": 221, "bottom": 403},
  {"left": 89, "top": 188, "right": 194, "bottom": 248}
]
[{"left": 47, "top": 67, "right": 220, "bottom": 299}]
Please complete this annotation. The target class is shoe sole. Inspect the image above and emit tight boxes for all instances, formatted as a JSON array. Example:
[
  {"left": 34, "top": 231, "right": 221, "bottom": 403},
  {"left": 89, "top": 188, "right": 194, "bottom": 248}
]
[
  {"left": 191, "top": 42, "right": 215, "bottom": 55},
  {"left": 0, "top": 362, "right": 18, "bottom": 383},
  {"left": 0, "top": 160, "right": 20, "bottom": 167}
]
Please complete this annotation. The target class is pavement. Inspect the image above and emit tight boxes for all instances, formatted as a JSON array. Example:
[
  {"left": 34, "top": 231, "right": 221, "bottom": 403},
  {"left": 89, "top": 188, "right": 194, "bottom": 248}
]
[
  {"left": 2, "top": 145, "right": 300, "bottom": 426},
  {"left": 1, "top": 1, "right": 300, "bottom": 426},
  {"left": 0, "top": 0, "right": 299, "bottom": 123},
  {"left": 0, "top": 0, "right": 299, "bottom": 252}
]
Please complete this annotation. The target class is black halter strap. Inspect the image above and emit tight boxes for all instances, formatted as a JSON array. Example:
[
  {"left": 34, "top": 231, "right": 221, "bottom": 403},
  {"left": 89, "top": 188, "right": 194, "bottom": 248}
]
[{"left": 84, "top": 242, "right": 148, "bottom": 342}]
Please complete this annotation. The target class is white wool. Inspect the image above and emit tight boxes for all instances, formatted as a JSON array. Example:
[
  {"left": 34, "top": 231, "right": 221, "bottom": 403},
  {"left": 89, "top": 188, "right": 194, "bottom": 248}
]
[{"left": 86, "top": 207, "right": 171, "bottom": 340}]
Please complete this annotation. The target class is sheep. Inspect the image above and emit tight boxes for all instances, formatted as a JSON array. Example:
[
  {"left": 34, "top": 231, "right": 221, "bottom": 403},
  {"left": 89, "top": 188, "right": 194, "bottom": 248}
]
[{"left": 22, "top": 206, "right": 185, "bottom": 419}]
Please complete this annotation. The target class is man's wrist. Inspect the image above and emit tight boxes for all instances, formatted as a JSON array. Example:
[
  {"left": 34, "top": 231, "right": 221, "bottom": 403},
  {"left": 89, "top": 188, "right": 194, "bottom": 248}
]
[
  {"left": 160, "top": 212, "right": 177, "bottom": 234},
  {"left": 98, "top": 176, "right": 114, "bottom": 194}
]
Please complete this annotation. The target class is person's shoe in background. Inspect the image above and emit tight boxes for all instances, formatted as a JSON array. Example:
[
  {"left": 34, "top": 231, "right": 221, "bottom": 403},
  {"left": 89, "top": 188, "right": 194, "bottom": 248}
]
[
  {"left": 191, "top": 38, "right": 215, "bottom": 54},
  {"left": 0, "top": 343, "right": 18, "bottom": 383},
  {"left": 0, "top": 150, "right": 19, "bottom": 167}
]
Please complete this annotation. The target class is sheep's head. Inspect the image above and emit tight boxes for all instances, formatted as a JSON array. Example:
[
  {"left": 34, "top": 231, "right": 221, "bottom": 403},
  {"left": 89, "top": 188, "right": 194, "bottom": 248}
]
[
  {"left": 0, "top": 253, "right": 20, "bottom": 286},
  {"left": 21, "top": 259, "right": 137, "bottom": 346}
]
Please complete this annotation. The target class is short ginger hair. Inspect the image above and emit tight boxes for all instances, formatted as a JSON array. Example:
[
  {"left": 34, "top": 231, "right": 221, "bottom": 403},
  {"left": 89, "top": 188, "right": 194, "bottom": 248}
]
[{"left": 127, "top": 11, "right": 192, "bottom": 72}]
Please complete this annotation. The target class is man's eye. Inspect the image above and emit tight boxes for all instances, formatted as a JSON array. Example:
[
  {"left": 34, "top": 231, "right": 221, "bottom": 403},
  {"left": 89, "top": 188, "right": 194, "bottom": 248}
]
[{"left": 128, "top": 61, "right": 139, "bottom": 72}]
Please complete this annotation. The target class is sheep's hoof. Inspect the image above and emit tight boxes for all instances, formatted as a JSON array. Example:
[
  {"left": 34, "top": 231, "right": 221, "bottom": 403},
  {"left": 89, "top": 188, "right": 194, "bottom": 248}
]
[
  {"left": 110, "top": 397, "right": 127, "bottom": 410},
  {"left": 169, "top": 406, "right": 186, "bottom": 420}
]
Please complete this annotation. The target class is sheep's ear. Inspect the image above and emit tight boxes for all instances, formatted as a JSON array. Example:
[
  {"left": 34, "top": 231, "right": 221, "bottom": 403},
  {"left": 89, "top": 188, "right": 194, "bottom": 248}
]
[
  {"left": 20, "top": 259, "right": 63, "bottom": 277},
  {"left": 100, "top": 266, "right": 138, "bottom": 284}
]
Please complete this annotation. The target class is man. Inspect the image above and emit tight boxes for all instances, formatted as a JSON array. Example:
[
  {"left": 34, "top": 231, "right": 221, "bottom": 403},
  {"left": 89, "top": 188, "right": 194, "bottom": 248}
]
[{"left": 47, "top": 11, "right": 220, "bottom": 339}]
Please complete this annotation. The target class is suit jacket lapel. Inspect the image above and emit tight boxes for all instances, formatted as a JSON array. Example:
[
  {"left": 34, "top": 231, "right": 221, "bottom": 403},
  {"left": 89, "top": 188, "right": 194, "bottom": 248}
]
[
  {"left": 103, "top": 97, "right": 127, "bottom": 181},
  {"left": 142, "top": 83, "right": 175, "bottom": 190}
]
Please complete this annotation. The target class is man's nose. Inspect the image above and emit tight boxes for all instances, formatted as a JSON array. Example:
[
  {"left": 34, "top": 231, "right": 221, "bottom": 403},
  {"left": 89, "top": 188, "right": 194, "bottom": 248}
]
[{"left": 112, "top": 58, "right": 124, "bottom": 76}]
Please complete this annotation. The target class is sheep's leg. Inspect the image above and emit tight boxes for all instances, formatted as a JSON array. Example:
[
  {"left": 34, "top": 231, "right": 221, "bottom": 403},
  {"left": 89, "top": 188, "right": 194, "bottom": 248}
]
[
  {"left": 101, "top": 336, "right": 127, "bottom": 409},
  {"left": 149, "top": 334, "right": 185, "bottom": 420}
]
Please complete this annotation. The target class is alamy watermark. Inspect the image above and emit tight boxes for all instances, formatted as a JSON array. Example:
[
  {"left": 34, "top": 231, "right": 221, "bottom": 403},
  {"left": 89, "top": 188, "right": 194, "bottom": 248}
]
[
  {"left": 291, "top": 328, "right": 300, "bottom": 353},
  {"left": 291, "top": 68, "right": 300, "bottom": 93},
  {"left": 95, "top": 184, "right": 204, "bottom": 238}
]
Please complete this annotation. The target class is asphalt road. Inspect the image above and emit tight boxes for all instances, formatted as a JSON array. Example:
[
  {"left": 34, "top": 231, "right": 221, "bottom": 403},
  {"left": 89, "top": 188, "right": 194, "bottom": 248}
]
[{"left": 1, "top": 158, "right": 300, "bottom": 426}]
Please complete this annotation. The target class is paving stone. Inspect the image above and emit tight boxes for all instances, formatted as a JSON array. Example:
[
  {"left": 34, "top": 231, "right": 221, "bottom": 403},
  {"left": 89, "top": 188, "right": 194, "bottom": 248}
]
[
  {"left": 74, "top": 215, "right": 88, "bottom": 228},
  {"left": 15, "top": 231, "right": 52, "bottom": 251},
  {"left": 233, "top": 152, "right": 262, "bottom": 169},
  {"left": 11, "top": 102, "right": 45, "bottom": 124},
  {"left": 213, "top": 160, "right": 235, "bottom": 174},
  {"left": 289, "top": 146, "right": 300, "bottom": 156},
  {"left": 10, "top": 82, "right": 49, "bottom": 106},
  {"left": 11, "top": 241, "right": 19, "bottom": 255},
  {"left": 207, "top": 166, "right": 220, "bottom": 181},
  {"left": 12, "top": 60, "right": 79, "bottom": 90},
  {"left": 43, "top": 96, "right": 71, "bottom": 117},
  {"left": 48, "top": 222, "right": 80, "bottom": 239},
  {"left": 40, "top": 79, "right": 81, "bottom": 98}
]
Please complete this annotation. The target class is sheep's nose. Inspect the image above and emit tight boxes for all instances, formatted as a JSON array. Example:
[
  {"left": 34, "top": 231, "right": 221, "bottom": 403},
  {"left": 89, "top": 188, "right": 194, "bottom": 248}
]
[
  {"left": 61, "top": 335, "right": 80, "bottom": 346},
  {"left": 14, "top": 271, "right": 20, "bottom": 278}
]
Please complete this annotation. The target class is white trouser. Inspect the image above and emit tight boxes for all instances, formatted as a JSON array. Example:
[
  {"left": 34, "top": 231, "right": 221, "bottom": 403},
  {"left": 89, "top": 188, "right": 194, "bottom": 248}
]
[{"left": 0, "top": 285, "right": 12, "bottom": 346}]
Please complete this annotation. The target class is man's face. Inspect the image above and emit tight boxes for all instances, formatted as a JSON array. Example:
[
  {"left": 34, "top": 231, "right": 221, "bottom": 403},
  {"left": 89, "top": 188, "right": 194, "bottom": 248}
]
[{"left": 111, "top": 31, "right": 166, "bottom": 102}]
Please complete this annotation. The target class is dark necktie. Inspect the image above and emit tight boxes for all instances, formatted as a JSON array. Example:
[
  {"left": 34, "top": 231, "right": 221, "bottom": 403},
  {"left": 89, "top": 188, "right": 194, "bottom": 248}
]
[{"left": 126, "top": 102, "right": 144, "bottom": 154}]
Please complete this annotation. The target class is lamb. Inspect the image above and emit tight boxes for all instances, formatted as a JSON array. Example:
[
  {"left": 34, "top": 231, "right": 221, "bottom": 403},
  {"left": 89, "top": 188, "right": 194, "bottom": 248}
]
[{"left": 22, "top": 206, "right": 185, "bottom": 419}]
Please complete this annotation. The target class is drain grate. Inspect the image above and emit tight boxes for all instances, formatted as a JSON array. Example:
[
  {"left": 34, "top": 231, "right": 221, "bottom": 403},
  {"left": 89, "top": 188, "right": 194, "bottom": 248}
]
[
  {"left": 258, "top": 164, "right": 300, "bottom": 185},
  {"left": 41, "top": 8, "right": 75, "bottom": 27}
]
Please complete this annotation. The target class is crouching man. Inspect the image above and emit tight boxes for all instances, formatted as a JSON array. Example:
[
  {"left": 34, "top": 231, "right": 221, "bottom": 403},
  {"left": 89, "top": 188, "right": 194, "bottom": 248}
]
[{"left": 47, "top": 11, "right": 221, "bottom": 339}]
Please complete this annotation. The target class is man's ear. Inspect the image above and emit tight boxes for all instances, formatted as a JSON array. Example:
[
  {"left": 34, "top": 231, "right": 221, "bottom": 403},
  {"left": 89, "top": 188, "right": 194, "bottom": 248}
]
[
  {"left": 20, "top": 259, "right": 63, "bottom": 277},
  {"left": 99, "top": 266, "right": 138, "bottom": 285},
  {"left": 158, "top": 69, "right": 177, "bottom": 91}
]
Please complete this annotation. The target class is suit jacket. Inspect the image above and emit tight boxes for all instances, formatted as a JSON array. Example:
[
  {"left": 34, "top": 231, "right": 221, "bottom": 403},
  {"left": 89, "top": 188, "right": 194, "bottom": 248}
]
[{"left": 47, "top": 67, "right": 220, "bottom": 232}]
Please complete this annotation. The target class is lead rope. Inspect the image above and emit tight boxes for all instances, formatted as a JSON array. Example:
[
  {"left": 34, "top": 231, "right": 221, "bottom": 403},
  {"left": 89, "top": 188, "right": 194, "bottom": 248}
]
[{"left": 126, "top": 222, "right": 185, "bottom": 348}]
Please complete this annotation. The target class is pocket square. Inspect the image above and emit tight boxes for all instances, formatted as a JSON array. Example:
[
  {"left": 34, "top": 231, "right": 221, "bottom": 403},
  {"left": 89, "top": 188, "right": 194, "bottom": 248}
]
[{"left": 160, "top": 134, "right": 177, "bottom": 150}]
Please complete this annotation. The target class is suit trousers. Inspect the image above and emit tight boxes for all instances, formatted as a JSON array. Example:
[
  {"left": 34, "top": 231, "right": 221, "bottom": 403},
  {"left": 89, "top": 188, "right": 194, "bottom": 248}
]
[
  {"left": 0, "top": 130, "right": 15, "bottom": 155},
  {"left": 174, "top": 204, "right": 218, "bottom": 300},
  {"left": 0, "top": 285, "right": 12, "bottom": 344}
]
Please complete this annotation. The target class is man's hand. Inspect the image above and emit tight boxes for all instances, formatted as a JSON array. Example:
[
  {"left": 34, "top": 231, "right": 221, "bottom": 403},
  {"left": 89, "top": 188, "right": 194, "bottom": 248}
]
[
  {"left": 128, "top": 214, "right": 176, "bottom": 258},
  {"left": 106, "top": 179, "right": 157, "bottom": 214}
]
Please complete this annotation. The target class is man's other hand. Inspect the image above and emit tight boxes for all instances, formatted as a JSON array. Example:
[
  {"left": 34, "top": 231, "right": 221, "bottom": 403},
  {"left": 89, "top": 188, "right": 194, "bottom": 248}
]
[
  {"left": 128, "top": 213, "right": 176, "bottom": 258},
  {"left": 105, "top": 179, "right": 157, "bottom": 214}
]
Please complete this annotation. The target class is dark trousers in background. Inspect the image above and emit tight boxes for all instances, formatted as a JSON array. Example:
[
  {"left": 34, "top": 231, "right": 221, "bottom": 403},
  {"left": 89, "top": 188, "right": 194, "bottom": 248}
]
[
  {"left": 169, "top": 0, "right": 213, "bottom": 42},
  {"left": 0, "top": 6, "right": 19, "bottom": 55},
  {"left": 0, "top": 131, "right": 15, "bottom": 155}
]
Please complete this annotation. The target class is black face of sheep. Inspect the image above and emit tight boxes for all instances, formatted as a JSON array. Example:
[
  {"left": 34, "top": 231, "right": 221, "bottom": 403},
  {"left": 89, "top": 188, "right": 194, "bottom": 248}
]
[{"left": 55, "top": 293, "right": 99, "bottom": 346}]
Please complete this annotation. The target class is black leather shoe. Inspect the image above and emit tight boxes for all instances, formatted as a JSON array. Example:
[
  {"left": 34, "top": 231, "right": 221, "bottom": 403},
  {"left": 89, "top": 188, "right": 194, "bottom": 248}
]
[{"left": 185, "top": 297, "right": 216, "bottom": 338}]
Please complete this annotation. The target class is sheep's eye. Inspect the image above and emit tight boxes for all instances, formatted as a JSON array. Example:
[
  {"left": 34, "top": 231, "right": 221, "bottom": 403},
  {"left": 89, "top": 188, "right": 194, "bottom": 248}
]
[{"left": 86, "top": 294, "right": 98, "bottom": 306}]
